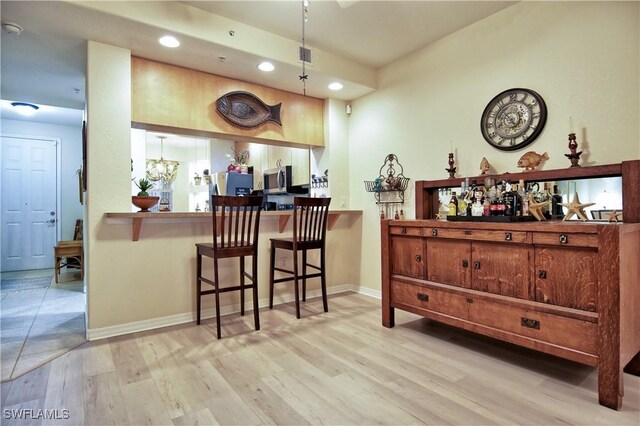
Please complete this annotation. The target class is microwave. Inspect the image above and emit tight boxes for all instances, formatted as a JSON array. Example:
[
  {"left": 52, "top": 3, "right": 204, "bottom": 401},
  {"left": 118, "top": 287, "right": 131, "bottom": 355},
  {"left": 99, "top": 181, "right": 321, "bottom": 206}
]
[{"left": 263, "top": 166, "right": 292, "bottom": 194}]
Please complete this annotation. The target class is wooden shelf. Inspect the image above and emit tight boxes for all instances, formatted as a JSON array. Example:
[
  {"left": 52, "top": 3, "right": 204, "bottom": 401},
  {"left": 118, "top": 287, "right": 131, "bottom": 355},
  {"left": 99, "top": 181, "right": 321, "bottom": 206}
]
[
  {"left": 105, "top": 210, "right": 361, "bottom": 241},
  {"left": 415, "top": 161, "right": 639, "bottom": 223}
]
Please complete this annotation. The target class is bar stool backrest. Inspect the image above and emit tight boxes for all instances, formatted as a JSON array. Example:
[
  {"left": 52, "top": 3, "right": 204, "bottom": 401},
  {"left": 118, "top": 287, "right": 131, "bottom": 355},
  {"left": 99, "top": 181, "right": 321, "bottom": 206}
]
[
  {"left": 211, "top": 195, "right": 263, "bottom": 250},
  {"left": 292, "top": 197, "right": 331, "bottom": 245}
]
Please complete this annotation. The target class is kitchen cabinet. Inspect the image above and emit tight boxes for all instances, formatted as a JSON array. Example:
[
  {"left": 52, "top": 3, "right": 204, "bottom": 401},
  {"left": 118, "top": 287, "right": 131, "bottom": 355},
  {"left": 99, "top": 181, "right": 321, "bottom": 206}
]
[
  {"left": 291, "top": 147, "right": 310, "bottom": 186},
  {"left": 382, "top": 160, "right": 640, "bottom": 410},
  {"left": 268, "top": 145, "right": 291, "bottom": 169},
  {"left": 236, "top": 142, "right": 310, "bottom": 190}
]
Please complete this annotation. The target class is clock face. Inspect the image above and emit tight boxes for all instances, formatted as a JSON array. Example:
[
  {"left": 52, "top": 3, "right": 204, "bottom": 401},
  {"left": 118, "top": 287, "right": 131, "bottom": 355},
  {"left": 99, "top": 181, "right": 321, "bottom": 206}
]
[{"left": 481, "top": 88, "right": 547, "bottom": 151}]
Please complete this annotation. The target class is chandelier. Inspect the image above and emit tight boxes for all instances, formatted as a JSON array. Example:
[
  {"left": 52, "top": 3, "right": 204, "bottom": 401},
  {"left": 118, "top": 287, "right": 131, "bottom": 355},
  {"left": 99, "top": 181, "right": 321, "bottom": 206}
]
[{"left": 146, "top": 136, "right": 179, "bottom": 183}]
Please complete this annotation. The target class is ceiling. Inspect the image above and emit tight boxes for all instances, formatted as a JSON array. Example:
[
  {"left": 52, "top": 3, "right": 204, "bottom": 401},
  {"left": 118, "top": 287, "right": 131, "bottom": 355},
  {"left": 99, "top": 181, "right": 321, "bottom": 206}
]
[{"left": 0, "top": 0, "right": 515, "bottom": 125}]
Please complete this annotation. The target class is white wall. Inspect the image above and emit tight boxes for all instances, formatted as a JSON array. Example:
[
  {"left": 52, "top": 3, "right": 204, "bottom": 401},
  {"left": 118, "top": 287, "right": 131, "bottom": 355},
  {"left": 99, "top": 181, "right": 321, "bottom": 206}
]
[
  {"left": 348, "top": 1, "right": 640, "bottom": 292},
  {"left": 1, "top": 118, "right": 83, "bottom": 240}
]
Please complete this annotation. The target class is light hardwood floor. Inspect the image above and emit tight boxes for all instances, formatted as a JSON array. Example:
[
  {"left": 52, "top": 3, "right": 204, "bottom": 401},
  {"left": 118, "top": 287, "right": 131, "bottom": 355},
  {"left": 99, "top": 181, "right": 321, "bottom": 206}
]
[{"left": 1, "top": 292, "right": 638, "bottom": 425}]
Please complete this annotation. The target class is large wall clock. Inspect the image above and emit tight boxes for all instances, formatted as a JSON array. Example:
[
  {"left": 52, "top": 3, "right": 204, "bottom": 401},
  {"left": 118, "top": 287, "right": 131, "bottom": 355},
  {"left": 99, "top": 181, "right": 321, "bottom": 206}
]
[{"left": 480, "top": 88, "right": 547, "bottom": 151}]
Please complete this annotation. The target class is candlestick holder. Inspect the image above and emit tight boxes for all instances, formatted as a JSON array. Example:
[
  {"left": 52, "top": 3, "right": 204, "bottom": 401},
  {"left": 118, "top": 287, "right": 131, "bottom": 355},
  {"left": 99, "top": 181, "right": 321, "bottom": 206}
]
[
  {"left": 445, "top": 152, "right": 457, "bottom": 178},
  {"left": 564, "top": 133, "right": 582, "bottom": 167}
]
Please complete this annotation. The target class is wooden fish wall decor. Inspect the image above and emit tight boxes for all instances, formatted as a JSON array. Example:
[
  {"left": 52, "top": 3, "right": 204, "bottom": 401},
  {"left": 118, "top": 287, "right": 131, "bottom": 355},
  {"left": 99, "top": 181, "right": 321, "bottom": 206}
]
[{"left": 216, "top": 91, "right": 282, "bottom": 129}]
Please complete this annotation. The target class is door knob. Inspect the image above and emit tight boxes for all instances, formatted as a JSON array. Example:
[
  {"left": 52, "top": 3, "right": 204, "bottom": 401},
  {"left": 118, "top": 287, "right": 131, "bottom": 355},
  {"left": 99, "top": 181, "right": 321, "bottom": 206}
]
[{"left": 47, "top": 218, "right": 56, "bottom": 224}]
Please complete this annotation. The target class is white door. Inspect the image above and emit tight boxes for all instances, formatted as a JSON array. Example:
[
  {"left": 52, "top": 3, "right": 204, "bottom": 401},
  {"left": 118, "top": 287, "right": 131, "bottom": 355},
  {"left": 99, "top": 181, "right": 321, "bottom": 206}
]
[{"left": 1, "top": 136, "right": 58, "bottom": 271}]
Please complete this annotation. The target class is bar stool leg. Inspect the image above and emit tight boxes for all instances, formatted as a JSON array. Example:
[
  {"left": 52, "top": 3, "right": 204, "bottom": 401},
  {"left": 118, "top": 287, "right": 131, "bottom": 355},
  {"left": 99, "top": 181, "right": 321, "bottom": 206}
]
[
  {"left": 240, "top": 256, "right": 245, "bottom": 316},
  {"left": 269, "top": 243, "right": 276, "bottom": 309},
  {"left": 302, "top": 250, "right": 307, "bottom": 302},
  {"left": 293, "top": 248, "right": 301, "bottom": 319},
  {"left": 252, "top": 254, "right": 260, "bottom": 331},
  {"left": 213, "top": 257, "right": 222, "bottom": 339},
  {"left": 196, "top": 251, "right": 202, "bottom": 325},
  {"left": 321, "top": 246, "right": 328, "bottom": 312}
]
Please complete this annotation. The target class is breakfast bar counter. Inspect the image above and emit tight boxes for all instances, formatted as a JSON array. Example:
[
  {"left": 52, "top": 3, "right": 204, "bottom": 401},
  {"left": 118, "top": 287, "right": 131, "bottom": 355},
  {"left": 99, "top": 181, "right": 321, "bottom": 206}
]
[{"left": 105, "top": 209, "right": 362, "bottom": 241}]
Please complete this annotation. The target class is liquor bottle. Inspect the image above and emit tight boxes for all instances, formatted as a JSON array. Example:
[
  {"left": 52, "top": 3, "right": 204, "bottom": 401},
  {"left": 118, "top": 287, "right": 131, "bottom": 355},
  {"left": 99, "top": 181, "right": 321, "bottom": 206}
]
[
  {"left": 552, "top": 185, "right": 564, "bottom": 217},
  {"left": 483, "top": 196, "right": 491, "bottom": 216},
  {"left": 458, "top": 196, "right": 467, "bottom": 216},
  {"left": 503, "top": 182, "right": 522, "bottom": 216},
  {"left": 448, "top": 192, "right": 458, "bottom": 216},
  {"left": 518, "top": 184, "right": 529, "bottom": 216},
  {"left": 542, "top": 183, "right": 553, "bottom": 218}
]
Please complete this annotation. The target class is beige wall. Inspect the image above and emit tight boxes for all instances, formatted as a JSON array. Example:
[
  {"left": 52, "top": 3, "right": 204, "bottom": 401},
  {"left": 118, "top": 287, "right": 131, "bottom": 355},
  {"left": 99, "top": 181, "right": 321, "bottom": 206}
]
[
  {"left": 349, "top": 2, "right": 640, "bottom": 292},
  {"left": 85, "top": 44, "right": 361, "bottom": 336}
]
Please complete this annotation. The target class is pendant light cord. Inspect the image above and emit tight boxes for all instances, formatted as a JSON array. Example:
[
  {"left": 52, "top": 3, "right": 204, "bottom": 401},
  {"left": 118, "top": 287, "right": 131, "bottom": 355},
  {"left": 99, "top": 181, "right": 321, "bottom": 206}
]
[{"left": 299, "top": 0, "right": 309, "bottom": 96}]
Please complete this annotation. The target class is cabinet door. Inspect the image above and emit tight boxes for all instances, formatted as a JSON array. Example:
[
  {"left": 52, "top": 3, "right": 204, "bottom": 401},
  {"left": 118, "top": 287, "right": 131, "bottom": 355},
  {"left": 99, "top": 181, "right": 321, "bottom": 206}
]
[
  {"left": 426, "top": 239, "right": 471, "bottom": 288},
  {"left": 249, "top": 143, "right": 267, "bottom": 190},
  {"left": 268, "top": 145, "right": 291, "bottom": 168},
  {"left": 534, "top": 247, "right": 597, "bottom": 312},
  {"left": 471, "top": 242, "right": 531, "bottom": 299},
  {"left": 291, "top": 147, "right": 310, "bottom": 186},
  {"left": 390, "top": 236, "right": 424, "bottom": 279}
]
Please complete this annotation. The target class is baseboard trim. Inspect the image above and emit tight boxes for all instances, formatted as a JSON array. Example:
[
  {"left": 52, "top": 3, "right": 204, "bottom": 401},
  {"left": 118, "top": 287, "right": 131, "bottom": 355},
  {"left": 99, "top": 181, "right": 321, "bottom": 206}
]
[{"left": 87, "top": 283, "right": 366, "bottom": 341}]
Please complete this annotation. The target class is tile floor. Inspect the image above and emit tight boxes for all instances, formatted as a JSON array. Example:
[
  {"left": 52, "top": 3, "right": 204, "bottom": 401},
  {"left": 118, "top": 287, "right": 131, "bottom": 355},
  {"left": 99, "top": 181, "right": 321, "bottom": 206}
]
[{"left": 1, "top": 268, "right": 86, "bottom": 382}]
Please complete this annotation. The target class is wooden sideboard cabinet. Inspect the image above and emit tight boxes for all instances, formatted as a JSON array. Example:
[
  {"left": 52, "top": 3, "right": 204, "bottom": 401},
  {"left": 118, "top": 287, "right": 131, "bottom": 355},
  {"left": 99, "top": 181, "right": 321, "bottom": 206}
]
[{"left": 382, "top": 160, "right": 640, "bottom": 410}]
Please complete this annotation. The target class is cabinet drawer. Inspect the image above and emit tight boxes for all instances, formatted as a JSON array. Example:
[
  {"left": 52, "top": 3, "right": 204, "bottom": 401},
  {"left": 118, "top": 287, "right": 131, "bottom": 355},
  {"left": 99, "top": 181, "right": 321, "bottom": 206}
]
[
  {"left": 390, "top": 280, "right": 469, "bottom": 319},
  {"left": 532, "top": 232, "right": 598, "bottom": 248},
  {"left": 469, "top": 298, "right": 598, "bottom": 355},
  {"left": 425, "top": 228, "right": 528, "bottom": 243},
  {"left": 390, "top": 226, "right": 422, "bottom": 237}
]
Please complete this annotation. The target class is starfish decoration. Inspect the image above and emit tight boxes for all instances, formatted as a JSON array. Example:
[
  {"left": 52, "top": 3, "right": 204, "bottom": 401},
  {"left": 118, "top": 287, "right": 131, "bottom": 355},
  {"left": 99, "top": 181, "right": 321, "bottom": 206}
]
[
  {"left": 607, "top": 210, "right": 623, "bottom": 222},
  {"left": 559, "top": 192, "right": 596, "bottom": 221},
  {"left": 528, "top": 199, "right": 550, "bottom": 221}
]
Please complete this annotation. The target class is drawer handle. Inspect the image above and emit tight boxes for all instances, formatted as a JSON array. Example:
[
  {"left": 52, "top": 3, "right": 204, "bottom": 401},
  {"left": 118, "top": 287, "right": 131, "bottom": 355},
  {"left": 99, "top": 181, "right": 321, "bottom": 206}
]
[
  {"left": 415, "top": 255, "right": 422, "bottom": 262},
  {"left": 401, "top": 227, "right": 407, "bottom": 234},
  {"left": 431, "top": 229, "right": 438, "bottom": 237},
  {"left": 466, "top": 298, "right": 473, "bottom": 304},
  {"left": 505, "top": 232, "right": 512, "bottom": 241},
  {"left": 474, "top": 261, "right": 481, "bottom": 270},
  {"left": 521, "top": 317, "right": 540, "bottom": 330},
  {"left": 417, "top": 293, "right": 429, "bottom": 302},
  {"left": 462, "top": 260, "right": 469, "bottom": 268},
  {"left": 559, "top": 234, "right": 569, "bottom": 244},
  {"left": 538, "top": 270, "right": 547, "bottom": 279},
  {"left": 464, "top": 230, "right": 472, "bottom": 235}
]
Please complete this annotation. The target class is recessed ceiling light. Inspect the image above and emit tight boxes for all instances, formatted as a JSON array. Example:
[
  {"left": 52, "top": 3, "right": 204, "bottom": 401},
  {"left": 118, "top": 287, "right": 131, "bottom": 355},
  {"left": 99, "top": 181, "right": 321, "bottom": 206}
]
[
  {"left": 258, "top": 62, "right": 275, "bottom": 72},
  {"left": 159, "top": 35, "right": 180, "bottom": 48},
  {"left": 11, "top": 102, "right": 39, "bottom": 116},
  {"left": 328, "top": 82, "right": 344, "bottom": 91}
]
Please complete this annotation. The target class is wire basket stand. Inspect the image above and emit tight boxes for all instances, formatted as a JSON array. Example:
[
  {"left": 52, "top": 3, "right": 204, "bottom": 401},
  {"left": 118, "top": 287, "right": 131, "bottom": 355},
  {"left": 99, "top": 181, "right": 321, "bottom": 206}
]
[{"left": 364, "top": 154, "right": 410, "bottom": 205}]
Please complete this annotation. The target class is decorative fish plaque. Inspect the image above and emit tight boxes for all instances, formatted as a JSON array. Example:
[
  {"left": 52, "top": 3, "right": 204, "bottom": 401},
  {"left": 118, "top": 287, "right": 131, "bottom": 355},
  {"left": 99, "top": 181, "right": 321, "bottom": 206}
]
[{"left": 216, "top": 91, "right": 282, "bottom": 129}]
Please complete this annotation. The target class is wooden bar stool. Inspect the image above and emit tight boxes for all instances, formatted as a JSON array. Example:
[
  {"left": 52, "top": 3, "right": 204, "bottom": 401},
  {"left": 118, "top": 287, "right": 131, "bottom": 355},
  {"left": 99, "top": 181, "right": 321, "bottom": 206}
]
[
  {"left": 195, "top": 195, "right": 263, "bottom": 339},
  {"left": 269, "top": 197, "right": 331, "bottom": 318}
]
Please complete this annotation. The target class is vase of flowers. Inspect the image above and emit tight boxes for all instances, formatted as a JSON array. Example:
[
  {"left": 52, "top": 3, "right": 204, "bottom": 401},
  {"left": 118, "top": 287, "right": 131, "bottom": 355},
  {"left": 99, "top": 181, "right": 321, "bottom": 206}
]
[{"left": 225, "top": 147, "right": 250, "bottom": 172}]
